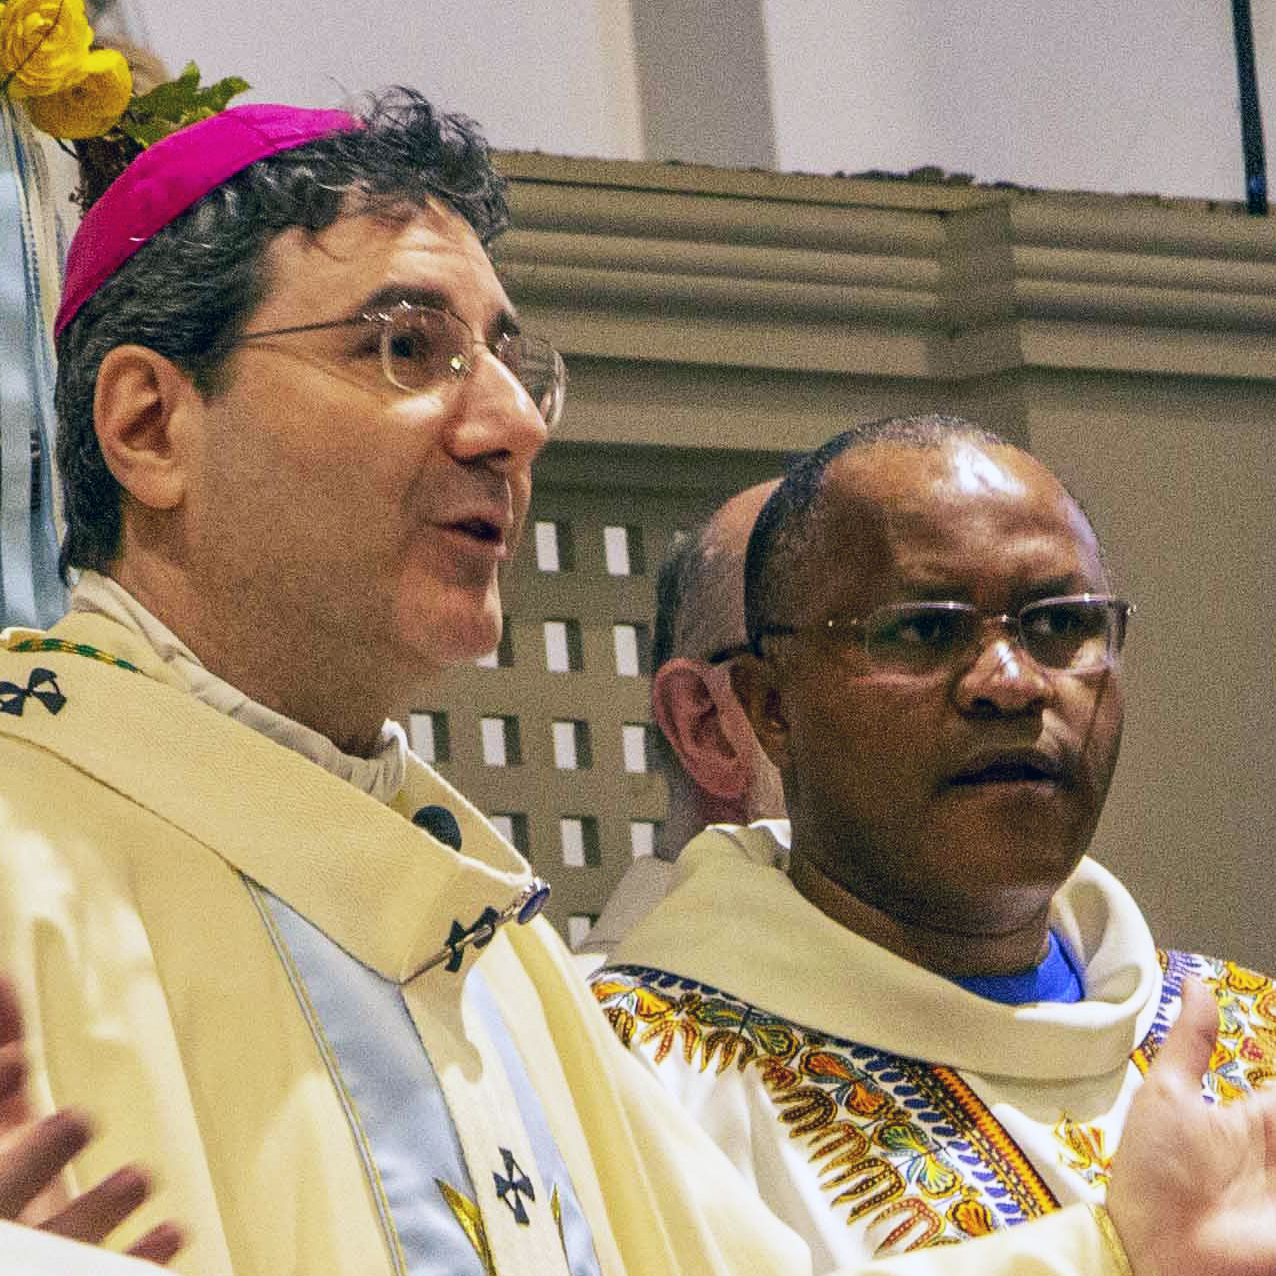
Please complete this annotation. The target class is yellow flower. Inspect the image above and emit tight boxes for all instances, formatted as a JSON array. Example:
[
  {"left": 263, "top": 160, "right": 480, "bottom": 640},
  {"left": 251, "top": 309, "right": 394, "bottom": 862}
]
[
  {"left": 23, "top": 46, "right": 130, "bottom": 137},
  {"left": 0, "top": 0, "right": 94, "bottom": 99}
]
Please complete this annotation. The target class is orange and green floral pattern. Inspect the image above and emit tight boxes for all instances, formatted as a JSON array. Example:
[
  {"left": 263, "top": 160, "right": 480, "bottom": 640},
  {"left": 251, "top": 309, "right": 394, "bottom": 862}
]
[
  {"left": 1132, "top": 950, "right": 1276, "bottom": 1097},
  {"left": 592, "top": 967, "right": 1058, "bottom": 1254}
]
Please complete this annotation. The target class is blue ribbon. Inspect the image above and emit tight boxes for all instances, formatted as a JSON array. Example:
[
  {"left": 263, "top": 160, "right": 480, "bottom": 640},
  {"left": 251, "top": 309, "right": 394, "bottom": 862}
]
[{"left": 0, "top": 104, "right": 67, "bottom": 629}]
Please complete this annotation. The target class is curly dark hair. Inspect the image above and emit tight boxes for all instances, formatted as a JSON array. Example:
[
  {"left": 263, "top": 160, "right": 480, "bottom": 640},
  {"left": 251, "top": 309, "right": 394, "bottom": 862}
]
[{"left": 55, "top": 86, "right": 509, "bottom": 580}]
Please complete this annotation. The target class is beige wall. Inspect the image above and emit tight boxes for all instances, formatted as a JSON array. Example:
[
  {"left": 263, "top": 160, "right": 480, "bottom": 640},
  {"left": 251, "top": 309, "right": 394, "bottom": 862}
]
[
  {"left": 132, "top": 0, "right": 1267, "bottom": 202},
  {"left": 1030, "top": 372, "right": 1275, "bottom": 967}
]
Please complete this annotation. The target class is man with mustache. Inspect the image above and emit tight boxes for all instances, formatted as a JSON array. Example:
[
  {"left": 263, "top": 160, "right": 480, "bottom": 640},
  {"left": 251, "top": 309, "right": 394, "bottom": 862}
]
[{"left": 594, "top": 414, "right": 1276, "bottom": 1268}]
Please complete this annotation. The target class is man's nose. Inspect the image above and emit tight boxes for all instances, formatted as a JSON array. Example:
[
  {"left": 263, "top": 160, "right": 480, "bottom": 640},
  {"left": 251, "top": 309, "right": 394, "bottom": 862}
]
[
  {"left": 446, "top": 349, "right": 549, "bottom": 468},
  {"left": 951, "top": 631, "right": 1053, "bottom": 716}
]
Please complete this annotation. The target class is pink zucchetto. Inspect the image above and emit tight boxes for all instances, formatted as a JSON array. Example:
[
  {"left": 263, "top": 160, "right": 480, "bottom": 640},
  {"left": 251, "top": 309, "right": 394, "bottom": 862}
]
[{"left": 55, "top": 103, "right": 362, "bottom": 339}]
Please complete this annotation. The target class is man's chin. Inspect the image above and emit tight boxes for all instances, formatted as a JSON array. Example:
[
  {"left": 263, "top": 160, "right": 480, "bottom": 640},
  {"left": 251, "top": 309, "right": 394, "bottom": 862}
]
[
  {"left": 941, "top": 783, "right": 1094, "bottom": 843},
  {"left": 394, "top": 600, "right": 503, "bottom": 675}
]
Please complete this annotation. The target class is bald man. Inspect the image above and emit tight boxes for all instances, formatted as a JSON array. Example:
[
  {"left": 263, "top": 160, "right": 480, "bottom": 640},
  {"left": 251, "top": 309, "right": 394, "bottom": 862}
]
[{"left": 576, "top": 481, "right": 786, "bottom": 959}]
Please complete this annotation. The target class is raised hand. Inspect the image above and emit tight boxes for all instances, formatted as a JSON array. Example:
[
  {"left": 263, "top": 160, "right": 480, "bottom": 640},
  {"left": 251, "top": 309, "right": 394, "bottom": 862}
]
[
  {"left": 1107, "top": 976, "right": 1276, "bottom": 1276},
  {"left": 0, "top": 977, "right": 182, "bottom": 1264}
]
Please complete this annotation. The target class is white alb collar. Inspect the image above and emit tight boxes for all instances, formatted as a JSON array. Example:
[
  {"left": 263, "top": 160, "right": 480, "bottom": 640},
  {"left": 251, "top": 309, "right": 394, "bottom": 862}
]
[{"left": 70, "top": 571, "right": 407, "bottom": 803}]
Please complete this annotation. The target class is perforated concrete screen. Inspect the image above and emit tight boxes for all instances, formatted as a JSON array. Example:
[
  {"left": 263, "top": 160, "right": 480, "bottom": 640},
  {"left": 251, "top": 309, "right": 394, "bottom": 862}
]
[{"left": 393, "top": 443, "right": 786, "bottom": 944}]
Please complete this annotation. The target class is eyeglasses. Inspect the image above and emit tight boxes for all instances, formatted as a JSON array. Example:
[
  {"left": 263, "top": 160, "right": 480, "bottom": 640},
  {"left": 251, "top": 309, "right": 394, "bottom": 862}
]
[
  {"left": 754, "top": 594, "right": 1133, "bottom": 676},
  {"left": 233, "top": 300, "right": 568, "bottom": 428}
]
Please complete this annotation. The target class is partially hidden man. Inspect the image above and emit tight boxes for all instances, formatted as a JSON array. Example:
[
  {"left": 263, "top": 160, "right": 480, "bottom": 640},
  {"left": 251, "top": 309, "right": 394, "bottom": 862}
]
[
  {"left": 593, "top": 416, "right": 1276, "bottom": 1269},
  {"left": 0, "top": 94, "right": 1273, "bottom": 1276}
]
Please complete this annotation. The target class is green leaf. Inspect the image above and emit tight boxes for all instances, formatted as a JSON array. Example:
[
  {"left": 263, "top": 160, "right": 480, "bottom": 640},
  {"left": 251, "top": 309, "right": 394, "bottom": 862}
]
[
  {"left": 201, "top": 76, "right": 251, "bottom": 114},
  {"left": 117, "top": 61, "right": 251, "bottom": 148},
  {"left": 129, "top": 61, "right": 202, "bottom": 121}
]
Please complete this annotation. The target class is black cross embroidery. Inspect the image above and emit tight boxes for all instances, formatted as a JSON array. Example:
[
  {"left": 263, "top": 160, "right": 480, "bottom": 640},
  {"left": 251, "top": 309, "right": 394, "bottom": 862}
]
[
  {"left": 493, "top": 1148, "right": 534, "bottom": 1225},
  {"left": 442, "top": 906, "right": 501, "bottom": 973},
  {"left": 0, "top": 668, "right": 65, "bottom": 718}
]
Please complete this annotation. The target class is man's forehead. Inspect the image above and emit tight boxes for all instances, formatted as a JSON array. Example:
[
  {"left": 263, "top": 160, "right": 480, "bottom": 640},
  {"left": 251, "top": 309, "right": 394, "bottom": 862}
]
[
  {"left": 830, "top": 437, "right": 1010, "bottom": 492},
  {"left": 825, "top": 441, "right": 1080, "bottom": 523},
  {"left": 689, "top": 480, "right": 781, "bottom": 654},
  {"left": 258, "top": 199, "right": 507, "bottom": 318},
  {"left": 808, "top": 441, "right": 1104, "bottom": 583}
]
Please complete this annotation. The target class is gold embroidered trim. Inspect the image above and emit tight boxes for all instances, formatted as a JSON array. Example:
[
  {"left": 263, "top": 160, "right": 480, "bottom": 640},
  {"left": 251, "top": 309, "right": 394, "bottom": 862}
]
[
  {"left": 438, "top": 1179, "right": 497, "bottom": 1276},
  {"left": 1089, "top": 1203, "right": 1135, "bottom": 1276}
]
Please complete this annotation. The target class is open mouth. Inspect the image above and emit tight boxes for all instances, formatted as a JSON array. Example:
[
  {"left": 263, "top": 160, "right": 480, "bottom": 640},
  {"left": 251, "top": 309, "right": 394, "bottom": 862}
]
[
  {"left": 949, "top": 753, "right": 1065, "bottom": 786},
  {"left": 450, "top": 518, "right": 502, "bottom": 544},
  {"left": 952, "top": 763, "right": 1055, "bottom": 785}
]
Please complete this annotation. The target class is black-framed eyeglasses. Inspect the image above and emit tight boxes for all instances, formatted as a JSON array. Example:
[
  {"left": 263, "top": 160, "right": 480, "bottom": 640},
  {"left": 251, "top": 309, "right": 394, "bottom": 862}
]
[
  {"left": 232, "top": 300, "right": 568, "bottom": 428},
  {"left": 753, "top": 594, "right": 1134, "bottom": 677}
]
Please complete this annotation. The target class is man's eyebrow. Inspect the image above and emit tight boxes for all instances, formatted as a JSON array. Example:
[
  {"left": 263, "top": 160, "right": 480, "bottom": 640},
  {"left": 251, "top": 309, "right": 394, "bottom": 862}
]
[
  {"left": 888, "top": 574, "right": 1089, "bottom": 604},
  {"left": 1026, "top": 575, "right": 1094, "bottom": 597},
  {"left": 357, "top": 286, "right": 522, "bottom": 336},
  {"left": 891, "top": 579, "right": 976, "bottom": 602}
]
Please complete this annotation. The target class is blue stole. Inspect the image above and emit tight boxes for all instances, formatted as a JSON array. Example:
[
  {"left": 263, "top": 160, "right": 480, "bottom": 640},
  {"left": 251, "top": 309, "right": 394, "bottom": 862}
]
[{"left": 259, "top": 890, "right": 601, "bottom": 1276}]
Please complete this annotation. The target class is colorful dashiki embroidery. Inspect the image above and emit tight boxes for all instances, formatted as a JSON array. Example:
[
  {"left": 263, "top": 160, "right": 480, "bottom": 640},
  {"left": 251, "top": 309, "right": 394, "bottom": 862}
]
[
  {"left": 593, "top": 951, "right": 1275, "bottom": 1260},
  {"left": 593, "top": 967, "right": 1054, "bottom": 1253},
  {"left": 1133, "top": 949, "right": 1276, "bottom": 1095}
]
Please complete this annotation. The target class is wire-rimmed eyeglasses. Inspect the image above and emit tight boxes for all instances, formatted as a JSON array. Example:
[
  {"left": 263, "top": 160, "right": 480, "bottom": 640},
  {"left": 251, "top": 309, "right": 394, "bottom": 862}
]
[
  {"left": 232, "top": 300, "right": 568, "bottom": 428},
  {"left": 752, "top": 594, "right": 1134, "bottom": 677}
]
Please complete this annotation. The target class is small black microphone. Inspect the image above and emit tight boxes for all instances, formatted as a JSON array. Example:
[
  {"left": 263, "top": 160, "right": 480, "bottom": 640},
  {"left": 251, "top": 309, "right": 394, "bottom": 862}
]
[{"left": 412, "top": 805, "right": 463, "bottom": 851}]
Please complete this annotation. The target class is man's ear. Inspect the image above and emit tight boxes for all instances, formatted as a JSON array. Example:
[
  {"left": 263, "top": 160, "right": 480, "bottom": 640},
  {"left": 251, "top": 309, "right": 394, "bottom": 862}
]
[
  {"left": 729, "top": 653, "right": 790, "bottom": 766},
  {"left": 651, "top": 658, "right": 749, "bottom": 799},
  {"left": 93, "top": 344, "right": 199, "bottom": 511}
]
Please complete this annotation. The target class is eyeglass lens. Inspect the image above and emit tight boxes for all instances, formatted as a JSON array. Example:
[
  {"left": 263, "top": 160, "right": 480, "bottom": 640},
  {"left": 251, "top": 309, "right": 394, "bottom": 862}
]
[
  {"left": 381, "top": 308, "right": 563, "bottom": 425},
  {"left": 862, "top": 598, "right": 1123, "bottom": 673}
]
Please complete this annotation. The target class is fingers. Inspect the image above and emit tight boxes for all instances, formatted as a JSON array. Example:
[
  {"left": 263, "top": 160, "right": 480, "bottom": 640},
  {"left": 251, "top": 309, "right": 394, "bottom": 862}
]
[
  {"left": 40, "top": 1164, "right": 184, "bottom": 1265},
  {"left": 39, "top": 1163, "right": 149, "bottom": 1246},
  {"left": 0, "top": 978, "right": 182, "bottom": 1264},
  {"left": 124, "top": 1220, "right": 184, "bottom": 1266},
  {"left": 0, "top": 1045, "right": 28, "bottom": 1121},
  {"left": 0, "top": 1109, "right": 91, "bottom": 1220},
  {"left": 1150, "top": 977, "right": 1219, "bottom": 1086},
  {"left": 0, "top": 976, "right": 24, "bottom": 1051},
  {"left": 0, "top": 1000, "right": 32, "bottom": 1129}
]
